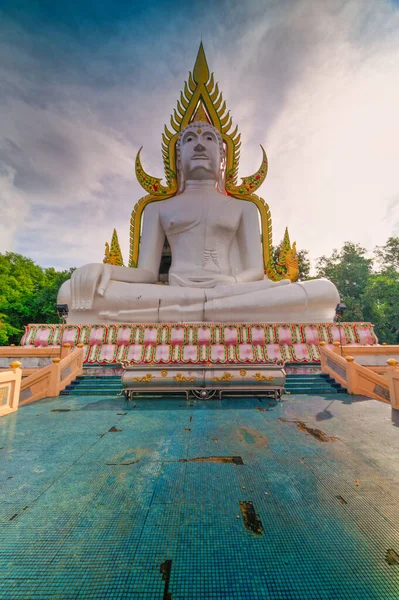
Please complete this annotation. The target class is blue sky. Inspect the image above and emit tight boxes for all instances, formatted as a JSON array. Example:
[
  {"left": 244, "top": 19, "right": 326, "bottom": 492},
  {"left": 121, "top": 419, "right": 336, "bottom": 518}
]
[{"left": 1, "top": 0, "right": 399, "bottom": 269}]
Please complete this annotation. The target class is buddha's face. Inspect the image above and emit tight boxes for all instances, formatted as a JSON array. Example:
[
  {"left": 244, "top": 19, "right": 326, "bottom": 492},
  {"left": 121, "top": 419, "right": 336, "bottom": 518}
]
[{"left": 179, "top": 125, "right": 222, "bottom": 181}]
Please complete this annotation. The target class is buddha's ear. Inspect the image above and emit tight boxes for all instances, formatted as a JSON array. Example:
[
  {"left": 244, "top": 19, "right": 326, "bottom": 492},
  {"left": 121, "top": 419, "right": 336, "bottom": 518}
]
[
  {"left": 176, "top": 156, "right": 185, "bottom": 194},
  {"left": 218, "top": 153, "right": 227, "bottom": 194},
  {"left": 221, "top": 146, "right": 227, "bottom": 168}
]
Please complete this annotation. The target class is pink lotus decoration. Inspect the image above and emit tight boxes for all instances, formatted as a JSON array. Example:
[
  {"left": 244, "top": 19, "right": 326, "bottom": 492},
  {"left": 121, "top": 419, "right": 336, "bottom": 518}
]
[
  {"left": 356, "top": 326, "right": 374, "bottom": 344},
  {"left": 171, "top": 327, "right": 185, "bottom": 345},
  {"left": 265, "top": 344, "right": 283, "bottom": 362},
  {"left": 293, "top": 344, "right": 311, "bottom": 362},
  {"left": 211, "top": 344, "right": 227, "bottom": 362},
  {"left": 89, "top": 326, "right": 106, "bottom": 347},
  {"left": 277, "top": 326, "right": 292, "bottom": 345},
  {"left": 198, "top": 327, "right": 211, "bottom": 345},
  {"left": 62, "top": 328, "right": 79, "bottom": 347},
  {"left": 182, "top": 345, "right": 199, "bottom": 362},
  {"left": 99, "top": 344, "right": 116, "bottom": 363},
  {"left": 127, "top": 345, "right": 145, "bottom": 362},
  {"left": 224, "top": 327, "right": 238, "bottom": 345},
  {"left": 330, "top": 326, "right": 348, "bottom": 344},
  {"left": 155, "top": 344, "right": 172, "bottom": 362},
  {"left": 34, "top": 327, "right": 53, "bottom": 347},
  {"left": 303, "top": 326, "right": 319, "bottom": 345},
  {"left": 251, "top": 327, "right": 265, "bottom": 345},
  {"left": 117, "top": 327, "right": 132, "bottom": 346},
  {"left": 237, "top": 344, "right": 254, "bottom": 361},
  {"left": 19, "top": 322, "right": 378, "bottom": 365},
  {"left": 143, "top": 328, "right": 158, "bottom": 346}
]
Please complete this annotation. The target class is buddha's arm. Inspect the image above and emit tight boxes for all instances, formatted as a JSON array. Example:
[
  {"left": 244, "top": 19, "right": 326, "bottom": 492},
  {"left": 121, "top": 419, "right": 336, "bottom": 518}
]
[
  {"left": 235, "top": 203, "right": 265, "bottom": 283},
  {"left": 108, "top": 203, "right": 164, "bottom": 284},
  {"left": 136, "top": 202, "right": 164, "bottom": 277},
  {"left": 69, "top": 204, "right": 163, "bottom": 310}
]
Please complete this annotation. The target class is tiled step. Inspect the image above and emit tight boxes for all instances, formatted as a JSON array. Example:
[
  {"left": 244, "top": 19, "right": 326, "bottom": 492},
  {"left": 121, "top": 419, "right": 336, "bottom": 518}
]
[
  {"left": 60, "top": 390, "right": 120, "bottom": 396},
  {"left": 285, "top": 373, "right": 346, "bottom": 394},
  {"left": 62, "top": 372, "right": 347, "bottom": 396},
  {"left": 285, "top": 389, "right": 347, "bottom": 395},
  {"left": 65, "top": 383, "right": 120, "bottom": 388}
]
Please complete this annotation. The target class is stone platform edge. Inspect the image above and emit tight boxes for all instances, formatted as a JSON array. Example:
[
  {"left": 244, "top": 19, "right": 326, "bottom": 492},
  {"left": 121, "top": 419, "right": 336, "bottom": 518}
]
[{"left": 20, "top": 322, "right": 378, "bottom": 365}]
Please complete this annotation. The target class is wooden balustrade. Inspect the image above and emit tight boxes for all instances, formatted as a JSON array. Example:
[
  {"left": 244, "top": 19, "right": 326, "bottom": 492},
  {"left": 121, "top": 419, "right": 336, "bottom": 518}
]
[
  {"left": 18, "top": 345, "right": 84, "bottom": 406},
  {"left": 320, "top": 342, "right": 399, "bottom": 407},
  {"left": 0, "top": 361, "right": 22, "bottom": 417}
]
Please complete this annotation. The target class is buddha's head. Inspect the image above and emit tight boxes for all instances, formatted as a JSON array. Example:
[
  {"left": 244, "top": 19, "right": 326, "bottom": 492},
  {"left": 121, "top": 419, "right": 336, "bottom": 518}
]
[{"left": 176, "top": 121, "right": 226, "bottom": 192}]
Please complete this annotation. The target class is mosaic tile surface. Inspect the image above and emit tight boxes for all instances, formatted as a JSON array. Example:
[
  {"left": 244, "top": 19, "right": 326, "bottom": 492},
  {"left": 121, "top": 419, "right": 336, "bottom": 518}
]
[{"left": 0, "top": 392, "right": 398, "bottom": 599}]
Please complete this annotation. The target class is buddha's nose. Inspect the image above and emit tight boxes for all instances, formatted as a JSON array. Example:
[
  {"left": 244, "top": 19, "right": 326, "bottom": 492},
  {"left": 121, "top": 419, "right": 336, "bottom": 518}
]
[{"left": 194, "top": 143, "right": 206, "bottom": 152}]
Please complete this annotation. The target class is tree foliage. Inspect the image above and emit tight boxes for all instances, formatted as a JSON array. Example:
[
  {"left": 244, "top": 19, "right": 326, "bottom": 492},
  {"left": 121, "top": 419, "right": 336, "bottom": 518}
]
[
  {"left": 316, "top": 242, "right": 373, "bottom": 322},
  {"left": 374, "top": 236, "right": 399, "bottom": 272},
  {"left": 316, "top": 238, "right": 399, "bottom": 343},
  {"left": 0, "top": 253, "right": 74, "bottom": 345}
]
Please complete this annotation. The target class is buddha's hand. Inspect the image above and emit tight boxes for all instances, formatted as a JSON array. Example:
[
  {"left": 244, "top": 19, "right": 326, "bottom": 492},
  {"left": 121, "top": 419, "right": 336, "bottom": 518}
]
[{"left": 70, "top": 263, "right": 112, "bottom": 310}]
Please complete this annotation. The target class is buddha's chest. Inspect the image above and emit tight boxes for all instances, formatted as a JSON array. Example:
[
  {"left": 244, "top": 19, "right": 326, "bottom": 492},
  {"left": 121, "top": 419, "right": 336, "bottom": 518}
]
[{"left": 159, "top": 196, "right": 241, "bottom": 238}]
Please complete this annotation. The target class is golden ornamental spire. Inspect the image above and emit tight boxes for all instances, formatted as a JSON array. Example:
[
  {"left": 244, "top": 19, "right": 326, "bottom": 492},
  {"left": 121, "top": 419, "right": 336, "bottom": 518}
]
[
  {"left": 271, "top": 228, "right": 299, "bottom": 282},
  {"left": 193, "top": 42, "right": 209, "bottom": 84},
  {"left": 104, "top": 229, "right": 124, "bottom": 266}
]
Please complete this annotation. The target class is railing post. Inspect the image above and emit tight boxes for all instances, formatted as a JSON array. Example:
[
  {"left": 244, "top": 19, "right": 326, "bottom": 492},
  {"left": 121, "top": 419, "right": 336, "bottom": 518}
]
[
  {"left": 387, "top": 359, "right": 399, "bottom": 410},
  {"left": 9, "top": 361, "right": 22, "bottom": 412},
  {"left": 319, "top": 341, "right": 327, "bottom": 371},
  {"left": 60, "top": 343, "right": 71, "bottom": 360},
  {"left": 49, "top": 357, "right": 61, "bottom": 397},
  {"left": 345, "top": 356, "right": 356, "bottom": 394},
  {"left": 77, "top": 343, "right": 84, "bottom": 370},
  {"left": 332, "top": 341, "right": 341, "bottom": 355}
]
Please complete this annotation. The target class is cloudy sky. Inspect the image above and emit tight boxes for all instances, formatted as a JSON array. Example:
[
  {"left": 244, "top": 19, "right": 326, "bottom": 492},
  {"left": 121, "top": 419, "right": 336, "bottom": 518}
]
[{"left": 1, "top": 0, "right": 399, "bottom": 271}]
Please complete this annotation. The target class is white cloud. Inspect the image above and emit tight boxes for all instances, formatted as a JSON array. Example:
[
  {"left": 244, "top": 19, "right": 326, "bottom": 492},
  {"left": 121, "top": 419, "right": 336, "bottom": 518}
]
[
  {"left": 226, "top": 0, "right": 399, "bottom": 260},
  {"left": 0, "top": 164, "right": 28, "bottom": 253},
  {"left": 0, "top": 0, "right": 398, "bottom": 273}
]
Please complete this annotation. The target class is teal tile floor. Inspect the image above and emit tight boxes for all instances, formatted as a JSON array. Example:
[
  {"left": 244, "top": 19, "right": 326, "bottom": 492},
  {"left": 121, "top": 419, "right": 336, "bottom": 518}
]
[{"left": 0, "top": 392, "right": 398, "bottom": 599}]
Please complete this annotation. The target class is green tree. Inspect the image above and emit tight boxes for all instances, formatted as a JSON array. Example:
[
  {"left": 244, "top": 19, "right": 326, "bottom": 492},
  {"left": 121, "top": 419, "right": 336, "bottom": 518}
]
[
  {"left": 374, "top": 236, "right": 399, "bottom": 272},
  {"left": 315, "top": 242, "right": 373, "bottom": 322},
  {"left": 315, "top": 240, "right": 399, "bottom": 342},
  {"left": 0, "top": 253, "right": 73, "bottom": 345},
  {"left": 362, "top": 270, "right": 399, "bottom": 344}
]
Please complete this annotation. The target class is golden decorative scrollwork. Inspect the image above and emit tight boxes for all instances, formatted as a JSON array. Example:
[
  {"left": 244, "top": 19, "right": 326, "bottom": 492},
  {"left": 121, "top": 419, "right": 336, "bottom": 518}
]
[
  {"left": 239, "top": 369, "right": 247, "bottom": 376},
  {"left": 133, "top": 374, "right": 154, "bottom": 383},
  {"left": 252, "top": 373, "right": 274, "bottom": 382},
  {"left": 161, "top": 370, "right": 168, "bottom": 377},
  {"left": 225, "top": 145, "right": 268, "bottom": 196},
  {"left": 214, "top": 372, "right": 234, "bottom": 382},
  {"left": 174, "top": 373, "right": 194, "bottom": 383}
]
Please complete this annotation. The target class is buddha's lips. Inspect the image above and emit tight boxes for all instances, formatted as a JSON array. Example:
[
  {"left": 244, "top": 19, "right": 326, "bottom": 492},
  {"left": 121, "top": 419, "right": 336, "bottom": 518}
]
[{"left": 191, "top": 154, "right": 209, "bottom": 160}]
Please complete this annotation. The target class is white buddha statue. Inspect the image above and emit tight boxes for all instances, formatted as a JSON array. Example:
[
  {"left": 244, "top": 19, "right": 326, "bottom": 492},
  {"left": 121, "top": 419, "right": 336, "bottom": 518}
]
[{"left": 58, "top": 121, "right": 339, "bottom": 324}]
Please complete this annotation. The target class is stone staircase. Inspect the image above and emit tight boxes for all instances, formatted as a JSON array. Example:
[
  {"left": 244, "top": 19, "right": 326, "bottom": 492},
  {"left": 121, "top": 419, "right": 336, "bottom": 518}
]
[
  {"left": 60, "top": 375, "right": 122, "bottom": 397},
  {"left": 60, "top": 371, "right": 346, "bottom": 397},
  {"left": 284, "top": 373, "right": 347, "bottom": 395}
]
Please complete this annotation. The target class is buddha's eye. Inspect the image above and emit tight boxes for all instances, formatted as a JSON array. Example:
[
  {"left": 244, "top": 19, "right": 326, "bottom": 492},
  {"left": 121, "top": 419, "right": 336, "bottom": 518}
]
[
  {"left": 206, "top": 136, "right": 213, "bottom": 141},
  {"left": 186, "top": 136, "right": 193, "bottom": 142}
]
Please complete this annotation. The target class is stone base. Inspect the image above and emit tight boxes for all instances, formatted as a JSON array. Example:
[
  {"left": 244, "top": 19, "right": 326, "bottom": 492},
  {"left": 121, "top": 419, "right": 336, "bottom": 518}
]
[{"left": 20, "top": 322, "right": 378, "bottom": 365}]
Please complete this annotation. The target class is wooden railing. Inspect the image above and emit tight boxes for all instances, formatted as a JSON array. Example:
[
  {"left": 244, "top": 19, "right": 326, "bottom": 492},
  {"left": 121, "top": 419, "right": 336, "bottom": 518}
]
[
  {"left": 320, "top": 342, "right": 399, "bottom": 408},
  {"left": 0, "top": 361, "right": 22, "bottom": 417},
  {"left": 329, "top": 341, "right": 399, "bottom": 372},
  {"left": 0, "top": 344, "right": 73, "bottom": 376},
  {"left": 387, "top": 361, "right": 399, "bottom": 410},
  {"left": 19, "top": 345, "right": 84, "bottom": 406}
]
